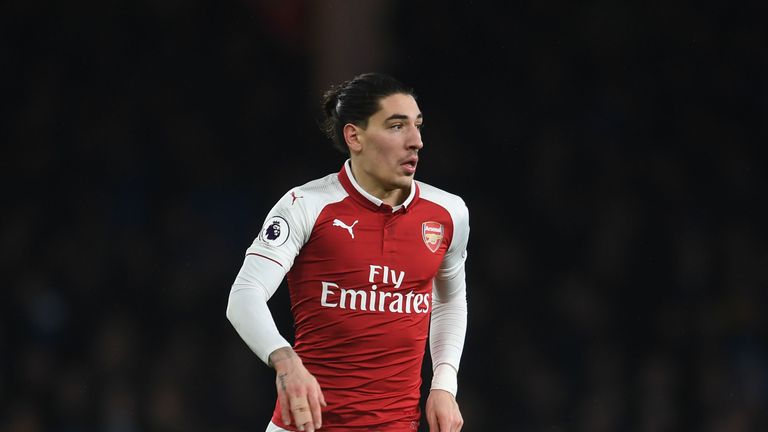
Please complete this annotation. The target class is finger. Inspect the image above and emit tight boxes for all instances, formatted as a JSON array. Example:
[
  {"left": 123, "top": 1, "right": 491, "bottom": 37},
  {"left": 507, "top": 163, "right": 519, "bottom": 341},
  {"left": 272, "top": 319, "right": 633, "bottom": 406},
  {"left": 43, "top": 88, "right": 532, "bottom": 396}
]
[
  {"left": 427, "top": 412, "right": 439, "bottom": 432},
  {"left": 277, "top": 385, "right": 291, "bottom": 425},
  {"left": 308, "top": 389, "right": 323, "bottom": 429},
  {"left": 455, "top": 419, "right": 464, "bottom": 432},
  {"left": 449, "top": 413, "right": 463, "bottom": 432},
  {"left": 298, "top": 417, "right": 314, "bottom": 432},
  {"left": 290, "top": 396, "right": 313, "bottom": 431},
  {"left": 454, "top": 406, "right": 464, "bottom": 432},
  {"left": 319, "top": 387, "right": 327, "bottom": 407}
]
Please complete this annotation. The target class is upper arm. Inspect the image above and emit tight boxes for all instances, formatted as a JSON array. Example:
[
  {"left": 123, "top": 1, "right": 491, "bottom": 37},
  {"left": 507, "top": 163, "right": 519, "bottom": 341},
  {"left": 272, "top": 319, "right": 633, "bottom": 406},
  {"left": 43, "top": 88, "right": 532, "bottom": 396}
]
[
  {"left": 246, "top": 188, "right": 315, "bottom": 269},
  {"left": 435, "top": 198, "right": 469, "bottom": 299}
]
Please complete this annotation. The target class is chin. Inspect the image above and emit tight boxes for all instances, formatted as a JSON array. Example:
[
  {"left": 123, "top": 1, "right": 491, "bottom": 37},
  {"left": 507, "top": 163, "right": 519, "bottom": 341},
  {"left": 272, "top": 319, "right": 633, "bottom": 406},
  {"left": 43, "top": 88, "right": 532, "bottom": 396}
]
[{"left": 395, "top": 177, "right": 414, "bottom": 189}]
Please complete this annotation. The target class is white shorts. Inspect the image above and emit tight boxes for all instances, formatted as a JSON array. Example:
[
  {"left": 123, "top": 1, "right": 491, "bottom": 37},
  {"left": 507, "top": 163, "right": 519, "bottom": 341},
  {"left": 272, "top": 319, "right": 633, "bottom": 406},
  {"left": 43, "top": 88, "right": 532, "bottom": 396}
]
[{"left": 265, "top": 421, "right": 289, "bottom": 432}]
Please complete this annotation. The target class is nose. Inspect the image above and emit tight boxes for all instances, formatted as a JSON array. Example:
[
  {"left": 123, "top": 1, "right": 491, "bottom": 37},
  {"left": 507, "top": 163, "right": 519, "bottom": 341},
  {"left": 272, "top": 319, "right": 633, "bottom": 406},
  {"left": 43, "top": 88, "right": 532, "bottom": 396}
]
[{"left": 408, "top": 125, "right": 424, "bottom": 150}]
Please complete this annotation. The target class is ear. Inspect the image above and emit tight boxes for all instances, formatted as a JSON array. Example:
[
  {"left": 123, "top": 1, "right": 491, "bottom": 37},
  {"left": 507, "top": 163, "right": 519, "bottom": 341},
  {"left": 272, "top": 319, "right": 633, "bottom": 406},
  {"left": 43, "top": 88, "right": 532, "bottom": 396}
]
[{"left": 343, "top": 123, "right": 363, "bottom": 153}]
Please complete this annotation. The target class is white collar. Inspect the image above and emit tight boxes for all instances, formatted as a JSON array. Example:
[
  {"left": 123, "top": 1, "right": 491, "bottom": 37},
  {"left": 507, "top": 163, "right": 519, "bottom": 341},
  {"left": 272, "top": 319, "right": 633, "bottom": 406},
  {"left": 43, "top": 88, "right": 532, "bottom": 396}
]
[{"left": 344, "top": 159, "right": 416, "bottom": 211}]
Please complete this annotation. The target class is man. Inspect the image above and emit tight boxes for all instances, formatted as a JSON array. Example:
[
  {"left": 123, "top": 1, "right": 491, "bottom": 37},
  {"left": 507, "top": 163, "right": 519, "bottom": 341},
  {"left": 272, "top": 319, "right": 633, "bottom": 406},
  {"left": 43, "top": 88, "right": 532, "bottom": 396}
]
[{"left": 227, "top": 73, "right": 469, "bottom": 432}]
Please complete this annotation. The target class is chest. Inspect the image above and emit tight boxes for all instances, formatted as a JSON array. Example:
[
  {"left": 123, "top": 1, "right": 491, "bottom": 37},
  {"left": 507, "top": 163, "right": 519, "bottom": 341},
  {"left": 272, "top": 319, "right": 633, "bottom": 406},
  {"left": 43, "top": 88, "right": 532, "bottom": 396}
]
[{"left": 297, "top": 201, "right": 451, "bottom": 286}]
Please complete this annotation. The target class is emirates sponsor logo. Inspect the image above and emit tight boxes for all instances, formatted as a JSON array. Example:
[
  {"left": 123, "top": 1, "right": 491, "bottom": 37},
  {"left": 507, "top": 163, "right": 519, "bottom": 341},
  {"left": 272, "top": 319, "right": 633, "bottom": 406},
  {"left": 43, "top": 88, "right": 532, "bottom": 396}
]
[
  {"left": 422, "top": 221, "right": 444, "bottom": 253},
  {"left": 320, "top": 283, "right": 430, "bottom": 314},
  {"left": 319, "top": 265, "right": 430, "bottom": 314}
]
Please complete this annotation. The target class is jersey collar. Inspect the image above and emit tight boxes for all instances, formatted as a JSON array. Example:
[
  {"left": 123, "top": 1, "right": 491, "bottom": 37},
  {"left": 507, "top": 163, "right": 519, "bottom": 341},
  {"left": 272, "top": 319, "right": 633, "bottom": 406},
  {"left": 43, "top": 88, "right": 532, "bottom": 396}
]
[{"left": 338, "top": 160, "right": 419, "bottom": 213}]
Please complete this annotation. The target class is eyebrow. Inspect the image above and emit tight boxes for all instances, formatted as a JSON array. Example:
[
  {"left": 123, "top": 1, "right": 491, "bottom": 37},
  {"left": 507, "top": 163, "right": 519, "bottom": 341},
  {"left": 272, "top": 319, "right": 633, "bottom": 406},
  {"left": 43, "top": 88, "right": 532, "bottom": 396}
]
[{"left": 384, "top": 113, "right": 423, "bottom": 122}]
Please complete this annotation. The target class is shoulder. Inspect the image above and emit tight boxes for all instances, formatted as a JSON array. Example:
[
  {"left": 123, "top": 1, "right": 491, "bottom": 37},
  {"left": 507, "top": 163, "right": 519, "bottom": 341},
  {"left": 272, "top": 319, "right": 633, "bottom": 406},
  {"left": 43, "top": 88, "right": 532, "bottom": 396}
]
[
  {"left": 296, "top": 172, "right": 344, "bottom": 195},
  {"left": 286, "top": 173, "right": 346, "bottom": 201},
  {"left": 415, "top": 180, "right": 470, "bottom": 251},
  {"left": 416, "top": 180, "right": 468, "bottom": 216},
  {"left": 256, "top": 172, "right": 349, "bottom": 255},
  {"left": 279, "top": 172, "right": 348, "bottom": 210}
]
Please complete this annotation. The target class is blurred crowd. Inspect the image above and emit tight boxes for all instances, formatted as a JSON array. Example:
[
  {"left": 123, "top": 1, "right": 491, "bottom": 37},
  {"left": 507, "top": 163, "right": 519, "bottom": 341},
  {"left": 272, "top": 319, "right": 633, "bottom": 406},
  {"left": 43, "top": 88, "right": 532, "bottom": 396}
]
[{"left": 2, "top": 1, "right": 765, "bottom": 431}]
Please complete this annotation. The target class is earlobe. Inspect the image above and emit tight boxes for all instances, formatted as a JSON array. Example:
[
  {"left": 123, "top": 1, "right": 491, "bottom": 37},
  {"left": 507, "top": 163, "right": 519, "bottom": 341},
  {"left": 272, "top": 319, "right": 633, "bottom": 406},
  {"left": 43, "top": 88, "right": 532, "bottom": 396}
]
[{"left": 344, "top": 124, "right": 363, "bottom": 153}]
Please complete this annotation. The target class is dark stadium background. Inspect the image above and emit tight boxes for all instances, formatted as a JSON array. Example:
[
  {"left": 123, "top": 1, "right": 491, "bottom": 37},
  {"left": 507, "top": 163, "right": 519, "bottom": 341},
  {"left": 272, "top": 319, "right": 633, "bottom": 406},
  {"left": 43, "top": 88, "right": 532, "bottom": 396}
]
[{"left": 2, "top": 1, "right": 766, "bottom": 431}]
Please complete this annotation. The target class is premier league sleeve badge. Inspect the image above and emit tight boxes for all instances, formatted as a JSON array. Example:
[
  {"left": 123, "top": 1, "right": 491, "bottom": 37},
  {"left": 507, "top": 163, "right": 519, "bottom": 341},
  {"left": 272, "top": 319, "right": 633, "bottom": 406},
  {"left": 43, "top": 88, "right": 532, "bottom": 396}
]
[{"left": 259, "top": 216, "right": 290, "bottom": 246}]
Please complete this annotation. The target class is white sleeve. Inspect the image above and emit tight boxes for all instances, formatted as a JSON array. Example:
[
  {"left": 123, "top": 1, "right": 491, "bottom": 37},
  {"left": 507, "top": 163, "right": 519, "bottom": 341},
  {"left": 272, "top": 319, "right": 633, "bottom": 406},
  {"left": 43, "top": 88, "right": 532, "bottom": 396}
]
[
  {"left": 226, "top": 254, "right": 291, "bottom": 365},
  {"left": 429, "top": 201, "right": 469, "bottom": 397},
  {"left": 430, "top": 264, "right": 468, "bottom": 396}
]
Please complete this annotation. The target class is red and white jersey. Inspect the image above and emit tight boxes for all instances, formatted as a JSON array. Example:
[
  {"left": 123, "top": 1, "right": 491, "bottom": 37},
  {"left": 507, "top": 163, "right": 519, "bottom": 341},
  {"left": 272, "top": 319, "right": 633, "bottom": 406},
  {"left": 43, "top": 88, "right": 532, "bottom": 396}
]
[{"left": 247, "top": 162, "right": 469, "bottom": 431}]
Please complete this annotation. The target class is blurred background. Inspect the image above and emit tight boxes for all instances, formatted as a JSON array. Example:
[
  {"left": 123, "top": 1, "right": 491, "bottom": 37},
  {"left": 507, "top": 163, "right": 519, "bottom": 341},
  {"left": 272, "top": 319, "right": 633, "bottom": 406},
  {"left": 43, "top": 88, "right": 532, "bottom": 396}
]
[{"left": 2, "top": 0, "right": 766, "bottom": 430}]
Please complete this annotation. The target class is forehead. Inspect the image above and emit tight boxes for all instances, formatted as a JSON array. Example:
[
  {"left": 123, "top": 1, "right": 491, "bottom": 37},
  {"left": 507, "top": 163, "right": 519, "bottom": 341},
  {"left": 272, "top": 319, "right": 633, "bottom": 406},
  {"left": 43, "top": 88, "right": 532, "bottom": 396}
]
[{"left": 372, "top": 93, "right": 421, "bottom": 120}]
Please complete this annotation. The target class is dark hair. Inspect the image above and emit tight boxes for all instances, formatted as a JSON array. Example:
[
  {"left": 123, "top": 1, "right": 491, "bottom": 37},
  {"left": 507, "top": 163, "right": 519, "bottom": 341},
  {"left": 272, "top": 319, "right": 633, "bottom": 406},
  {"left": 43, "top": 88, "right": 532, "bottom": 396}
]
[{"left": 320, "top": 72, "right": 415, "bottom": 154}]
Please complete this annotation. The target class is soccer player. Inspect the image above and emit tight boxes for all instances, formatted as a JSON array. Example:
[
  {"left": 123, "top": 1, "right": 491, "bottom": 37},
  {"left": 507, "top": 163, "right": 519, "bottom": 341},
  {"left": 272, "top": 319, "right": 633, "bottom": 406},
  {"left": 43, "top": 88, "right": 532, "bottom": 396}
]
[{"left": 227, "top": 72, "right": 469, "bottom": 432}]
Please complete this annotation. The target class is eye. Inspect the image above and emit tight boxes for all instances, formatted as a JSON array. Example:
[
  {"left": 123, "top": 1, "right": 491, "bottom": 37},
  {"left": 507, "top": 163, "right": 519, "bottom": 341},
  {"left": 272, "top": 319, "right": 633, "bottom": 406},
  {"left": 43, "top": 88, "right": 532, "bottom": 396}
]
[
  {"left": 416, "top": 123, "right": 424, "bottom": 130},
  {"left": 390, "top": 123, "right": 404, "bottom": 130}
]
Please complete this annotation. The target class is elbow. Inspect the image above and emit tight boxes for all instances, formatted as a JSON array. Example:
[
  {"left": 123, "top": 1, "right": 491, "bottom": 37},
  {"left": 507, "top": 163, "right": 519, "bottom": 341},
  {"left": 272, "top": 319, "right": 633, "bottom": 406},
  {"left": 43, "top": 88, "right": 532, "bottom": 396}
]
[{"left": 225, "top": 291, "right": 239, "bottom": 325}]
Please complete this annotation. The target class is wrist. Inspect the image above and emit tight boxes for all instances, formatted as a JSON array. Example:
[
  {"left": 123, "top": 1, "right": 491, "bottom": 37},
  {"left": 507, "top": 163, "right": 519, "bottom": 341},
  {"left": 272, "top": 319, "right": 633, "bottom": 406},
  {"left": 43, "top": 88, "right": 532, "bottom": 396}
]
[
  {"left": 268, "top": 346, "right": 298, "bottom": 370},
  {"left": 430, "top": 363, "right": 458, "bottom": 397}
]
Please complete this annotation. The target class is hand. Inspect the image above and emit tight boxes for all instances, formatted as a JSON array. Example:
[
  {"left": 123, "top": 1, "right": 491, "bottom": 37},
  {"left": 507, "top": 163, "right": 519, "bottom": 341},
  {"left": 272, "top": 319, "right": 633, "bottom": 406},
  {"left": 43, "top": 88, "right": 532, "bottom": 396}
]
[
  {"left": 425, "top": 389, "right": 463, "bottom": 432},
  {"left": 270, "top": 347, "right": 327, "bottom": 431}
]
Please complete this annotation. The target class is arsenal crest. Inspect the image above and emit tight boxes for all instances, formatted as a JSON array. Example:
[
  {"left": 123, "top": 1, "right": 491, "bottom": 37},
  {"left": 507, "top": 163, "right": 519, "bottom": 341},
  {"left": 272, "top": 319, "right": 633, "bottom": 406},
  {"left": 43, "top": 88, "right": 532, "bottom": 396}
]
[{"left": 422, "top": 221, "right": 444, "bottom": 253}]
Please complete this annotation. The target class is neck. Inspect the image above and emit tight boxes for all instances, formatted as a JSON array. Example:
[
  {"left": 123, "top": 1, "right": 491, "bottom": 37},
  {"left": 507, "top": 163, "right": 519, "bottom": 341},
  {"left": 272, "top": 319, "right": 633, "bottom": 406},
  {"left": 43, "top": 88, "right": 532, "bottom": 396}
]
[{"left": 349, "top": 160, "right": 409, "bottom": 207}]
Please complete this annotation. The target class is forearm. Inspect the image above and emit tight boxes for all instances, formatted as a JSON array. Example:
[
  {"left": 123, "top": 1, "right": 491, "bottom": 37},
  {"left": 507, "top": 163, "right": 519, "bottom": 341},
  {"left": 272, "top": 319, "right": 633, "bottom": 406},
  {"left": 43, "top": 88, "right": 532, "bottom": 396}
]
[
  {"left": 226, "top": 255, "right": 291, "bottom": 365},
  {"left": 429, "top": 271, "right": 468, "bottom": 396}
]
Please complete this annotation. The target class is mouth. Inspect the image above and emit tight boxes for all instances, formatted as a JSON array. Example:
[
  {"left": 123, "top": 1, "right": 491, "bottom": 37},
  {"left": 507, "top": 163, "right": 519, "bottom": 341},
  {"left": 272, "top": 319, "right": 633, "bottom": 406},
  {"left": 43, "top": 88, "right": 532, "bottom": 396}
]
[{"left": 401, "top": 156, "right": 418, "bottom": 175}]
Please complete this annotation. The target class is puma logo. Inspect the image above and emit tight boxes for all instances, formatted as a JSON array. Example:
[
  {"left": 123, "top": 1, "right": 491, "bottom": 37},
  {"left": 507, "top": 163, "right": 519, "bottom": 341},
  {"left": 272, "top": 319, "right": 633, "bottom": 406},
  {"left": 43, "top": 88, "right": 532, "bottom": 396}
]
[{"left": 332, "top": 218, "right": 359, "bottom": 239}]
